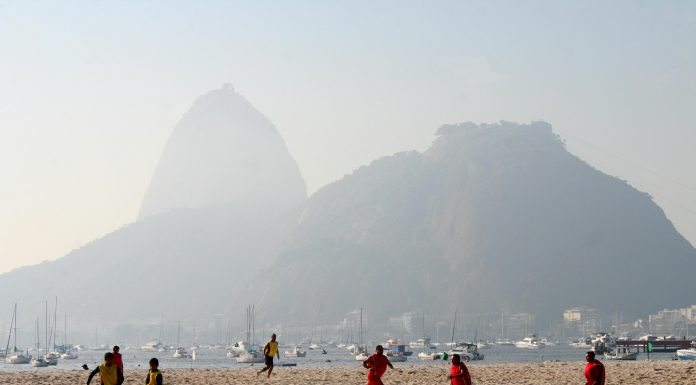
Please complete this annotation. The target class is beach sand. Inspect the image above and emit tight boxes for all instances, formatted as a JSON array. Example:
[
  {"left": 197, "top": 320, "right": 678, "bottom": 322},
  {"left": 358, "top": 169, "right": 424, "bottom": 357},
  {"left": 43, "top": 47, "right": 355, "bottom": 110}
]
[{"left": 1, "top": 360, "right": 694, "bottom": 385}]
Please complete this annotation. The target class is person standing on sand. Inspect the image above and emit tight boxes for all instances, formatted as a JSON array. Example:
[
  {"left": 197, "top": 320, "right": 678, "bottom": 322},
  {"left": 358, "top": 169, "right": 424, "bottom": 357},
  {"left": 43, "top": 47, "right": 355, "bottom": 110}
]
[
  {"left": 362, "top": 345, "right": 394, "bottom": 385},
  {"left": 257, "top": 333, "right": 279, "bottom": 378},
  {"left": 448, "top": 354, "right": 471, "bottom": 385},
  {"left": 584, "top": 351, "right": 605, "bottom": 385},
  {"left": 87, "top": 352, "right": 124, "bottom": 385},
  {"left": 112, "top": 346, "right": 123, "bottom": 373},
  {"left": 145, "top": 357, "right": 163, "bottom": 385}
]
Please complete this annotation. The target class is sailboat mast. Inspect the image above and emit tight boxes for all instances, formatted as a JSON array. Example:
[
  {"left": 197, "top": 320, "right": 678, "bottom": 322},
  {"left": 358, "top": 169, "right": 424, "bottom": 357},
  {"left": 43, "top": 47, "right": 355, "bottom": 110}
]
[
  {"left": 5, "top": 303, "right": 16, "bottom": 354},
  {"left": 359, "top": 308, "right": 363, "bottom": 347},
  {"left": 451, "top": 309, "right": 457, "bottom": 343},
  {"left": 45, "top": 301, "right": 48, "bottom": 354},
  {"left": 14, "top": 304, "right": 18, "bottom": 351}
]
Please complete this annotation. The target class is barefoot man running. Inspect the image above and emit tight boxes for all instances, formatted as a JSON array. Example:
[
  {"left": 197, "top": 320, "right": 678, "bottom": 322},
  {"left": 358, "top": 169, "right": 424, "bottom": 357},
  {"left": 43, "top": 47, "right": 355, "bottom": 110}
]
[
  {"left": 362, "top": 345, "right": 394, "bottom": 385},
  {"left": 257, "top": 333, "right": 279, "bottom": 379}
]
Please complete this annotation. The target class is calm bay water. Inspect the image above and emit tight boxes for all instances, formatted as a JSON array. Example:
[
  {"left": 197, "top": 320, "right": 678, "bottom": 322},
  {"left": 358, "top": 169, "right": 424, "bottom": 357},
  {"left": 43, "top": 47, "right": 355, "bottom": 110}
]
[{"left": 0, "top": 344, "right": 678, "bottom": 373}]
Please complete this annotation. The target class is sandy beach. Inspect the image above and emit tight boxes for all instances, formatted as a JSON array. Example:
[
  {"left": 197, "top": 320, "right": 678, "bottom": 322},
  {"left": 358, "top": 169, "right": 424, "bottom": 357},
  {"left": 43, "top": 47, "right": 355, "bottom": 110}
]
[{"left": 0, "top": 360, "right": 694, "bottom": 385}]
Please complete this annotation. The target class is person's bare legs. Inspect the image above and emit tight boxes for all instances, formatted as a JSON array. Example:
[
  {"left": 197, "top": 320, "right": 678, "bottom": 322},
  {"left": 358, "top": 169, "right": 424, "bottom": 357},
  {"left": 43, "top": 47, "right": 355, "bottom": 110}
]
[
  {"left": 267, "top": 365, "right": 273, "bottom": 378},
  {"left": 256, "top": 366, "right": 268, "bottom": 378}
]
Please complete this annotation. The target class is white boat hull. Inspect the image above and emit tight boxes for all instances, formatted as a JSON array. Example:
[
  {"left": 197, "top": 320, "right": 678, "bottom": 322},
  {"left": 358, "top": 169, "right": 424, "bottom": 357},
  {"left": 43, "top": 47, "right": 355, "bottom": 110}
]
[
  {"left": 6, "top": 354, "right": 31, "bottom": 364},
  {"left": 676, "top": 349, "right": 696, "bottom": 360},
  {"left": 236, "top": 353, "right": 264, "bottom": 363}
]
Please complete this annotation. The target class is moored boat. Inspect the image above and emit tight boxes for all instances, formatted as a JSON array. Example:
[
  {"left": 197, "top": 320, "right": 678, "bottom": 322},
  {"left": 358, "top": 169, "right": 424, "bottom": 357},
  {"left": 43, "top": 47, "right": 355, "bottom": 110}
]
[
  {"left": 604, "top": 346, "right": 638, "bottom": 361},
  {"left": 284, "top": 346, "right": 307, "bottom": 358},
  {"left": 676, "top": 341, "right": 696, "bottom": 361}
]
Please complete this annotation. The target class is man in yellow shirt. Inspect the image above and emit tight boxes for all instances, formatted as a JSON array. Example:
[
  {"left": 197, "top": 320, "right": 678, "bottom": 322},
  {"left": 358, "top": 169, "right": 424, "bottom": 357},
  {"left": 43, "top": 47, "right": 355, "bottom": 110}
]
[
  {"left": 87, "top": 352, "right": 124, "bottom": 385},
  {"left": 257, "top": 333, "right": 279, "bottom": 379}
]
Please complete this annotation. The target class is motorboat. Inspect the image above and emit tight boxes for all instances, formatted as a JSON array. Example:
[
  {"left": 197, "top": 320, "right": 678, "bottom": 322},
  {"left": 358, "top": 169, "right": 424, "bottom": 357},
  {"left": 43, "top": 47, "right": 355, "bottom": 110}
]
[
  {"left": 476, "top": 341, "right": 493, "bottom": 349},
  {"left": 417, "top": 351, "right": 441, "bottom": 360},
  {"left": 409, "top": 338, "right": 433, "bottom": 349},
  {"left": 540, "top": 338, "right": 556, "bottom": 346},
  {"left": 141, "top": 340, "right": 164, "bottom": 351},
  {"left": 60, "top": 350, "right": 78, "bottom": 359},
  {"left": 44, "top": 352, "right": 59, "bottom": 365},
  {"left": 448, "top": 343, "right": 484, "bottom": 361},
  {"left": 172, "top": 347, "right": 190, "bottom": 358},
  {"left": 384, "top": 338, "right": 413, "bottom": 356},
  {"left": 355, "top": 352, "right": 369, "bottom": 361},
  {"left": 284, "top": 346, "right": 307, "bottom": 358},
  {"left": 31, "top": 357, "right": 48, "bottom": 367},
  {"left": 385, "top": 351, "right": 407, "bottom": 362},
  {"left": 236, "top": 351, "right": 264, "bottom": 363},
  {"left": 515, "top": 337, "right": 544, "bottom": 349},
  {"left": 676, "top": 341, "right": 696, "bottom": 361},
  {"left": 604, "top": 346, "right": 638, "bottom": 360},
  {"left": 308, "top": 343, "right": 320, "bottom": 350},
  {"left": 226, "top": 350, "right": 239, "bottom": 358},
  {"left": 228, "top": 341, "right": 249, "bottom": 355}
]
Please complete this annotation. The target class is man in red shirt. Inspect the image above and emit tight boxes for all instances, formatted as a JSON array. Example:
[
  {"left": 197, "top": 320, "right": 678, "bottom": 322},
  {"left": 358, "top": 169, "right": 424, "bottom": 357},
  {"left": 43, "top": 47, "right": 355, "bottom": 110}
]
[
  {"left": 448, "top": 354, "right": 472, "bottom": 385},
  {"left": 362, "top": 345, "right": 394, "bottom": 385},
  {"left": 584, "top": 351, "right": 605, "bottom": 385},
  {"left": 112, "top": 346, "right": 123, "bottom": 373}
]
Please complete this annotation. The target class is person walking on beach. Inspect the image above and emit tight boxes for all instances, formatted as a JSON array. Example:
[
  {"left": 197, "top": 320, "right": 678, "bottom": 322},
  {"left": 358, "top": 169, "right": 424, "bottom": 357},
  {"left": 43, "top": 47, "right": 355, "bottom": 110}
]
[
  {"left": 112, "top": 346, "right": 123, "bottom": 373},
  {"left": 362, "top": 345, "right": 394, "bottom": 385},
  {"left": 448, "top": 354, "right": 471, "bottom": 385},
  {"left": 257, "top": 333, "right": 279, "bottom": 378},
  {"left": 145, "top": 357, "right": 163, "bottom": 385},
  {"left": 584, "top": 351, "right": 605, "bottom": 385},
  {"left": 86, "top": 352, "right": 124, "bottom": 385}
]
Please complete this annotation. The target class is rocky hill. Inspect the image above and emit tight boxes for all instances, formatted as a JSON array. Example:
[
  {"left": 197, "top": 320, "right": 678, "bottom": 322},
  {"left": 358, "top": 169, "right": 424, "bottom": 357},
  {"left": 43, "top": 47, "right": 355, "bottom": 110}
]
[
  {"left": 0, "top": 86, "right": 306, "bottom": 340},
  {"left": 138, "top": 83, "right": 306, "bottom": 220},
  {"left": 2, "top": 114, "right": 694, "bottom": 339},
  {"left": 253, "top": 121, "right": 696, "bottom": 324}
]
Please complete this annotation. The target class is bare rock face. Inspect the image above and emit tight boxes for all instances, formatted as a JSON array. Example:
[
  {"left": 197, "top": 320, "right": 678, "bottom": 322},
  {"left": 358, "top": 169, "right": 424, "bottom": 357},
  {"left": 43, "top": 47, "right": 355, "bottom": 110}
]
[
  {"left": 254, "top": 121, "right": 696, "bottom": 325},
  {"left": 138, "top": 84, "right": 306, "bottom": 220}
]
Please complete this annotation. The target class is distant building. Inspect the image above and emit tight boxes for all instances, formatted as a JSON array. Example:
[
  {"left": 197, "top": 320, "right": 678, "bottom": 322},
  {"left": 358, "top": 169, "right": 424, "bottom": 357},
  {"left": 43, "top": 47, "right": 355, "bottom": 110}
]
[
  {"left": 678, "top": 305, "right": 696, "bottom": 321},
  {"left": 649, "top": 307, "right": 693, "bottom": 337},
  {"left": 563, "top": 307, "right": 601, "bottom": 337}
]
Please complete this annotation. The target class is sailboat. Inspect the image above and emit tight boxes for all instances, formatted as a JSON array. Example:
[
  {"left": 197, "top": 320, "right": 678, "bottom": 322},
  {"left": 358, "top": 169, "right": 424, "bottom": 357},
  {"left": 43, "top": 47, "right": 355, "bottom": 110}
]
[
  {"left": 60, "top": 313, "right": 77, "bottom": 359},
  {"left": 172, "top": 322, "right": 190, "bottom": 358},
  {"left": 409, "top": 312, "right": 433, "bottom": 349},
  {"left": 31, "top": 318, "right": 48, "bottom": 367},
  {"left": 354, "top": 308, "right": 368, "bottom": 360},
  {"left": 5, "top": 303, "right": 30, "bottom": 364},
  {"left": 237, "top": 305, "right": 264, "bottom": 364},
  {"left": 43, "top": 299, "right": 59, "bottom": 365}
]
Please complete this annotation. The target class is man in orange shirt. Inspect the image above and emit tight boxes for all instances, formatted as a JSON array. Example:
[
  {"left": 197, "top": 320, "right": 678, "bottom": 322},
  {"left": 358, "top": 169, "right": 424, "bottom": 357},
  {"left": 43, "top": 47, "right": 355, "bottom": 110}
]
[
  {"left": 584, "top": 351, "right": 605, "bottom": 385},
  {"left": 362, "top": 345, "right": 394, "bottom": 385},
  {"left": 448, "top": 354, "right": 472, "bottom": 385}
]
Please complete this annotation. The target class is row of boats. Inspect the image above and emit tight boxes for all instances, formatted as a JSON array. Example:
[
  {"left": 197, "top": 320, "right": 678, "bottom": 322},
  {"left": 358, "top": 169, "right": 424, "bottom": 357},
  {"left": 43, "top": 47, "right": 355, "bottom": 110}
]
[{"left": 2, "top": 303, "right": 80, "bottom": 367}]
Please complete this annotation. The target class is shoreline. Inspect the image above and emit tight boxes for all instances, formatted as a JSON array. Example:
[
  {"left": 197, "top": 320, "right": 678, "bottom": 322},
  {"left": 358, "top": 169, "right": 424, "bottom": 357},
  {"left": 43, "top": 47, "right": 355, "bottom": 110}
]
[{"left": 0, "top": 360, "right": 694, "bottom": 384}]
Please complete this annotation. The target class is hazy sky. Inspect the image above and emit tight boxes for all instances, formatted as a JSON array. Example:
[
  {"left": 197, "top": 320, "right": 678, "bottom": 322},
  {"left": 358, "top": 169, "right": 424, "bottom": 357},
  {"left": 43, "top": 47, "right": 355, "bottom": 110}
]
[{"left": 1, "top": 0, "right": 695, "bottom": 273}]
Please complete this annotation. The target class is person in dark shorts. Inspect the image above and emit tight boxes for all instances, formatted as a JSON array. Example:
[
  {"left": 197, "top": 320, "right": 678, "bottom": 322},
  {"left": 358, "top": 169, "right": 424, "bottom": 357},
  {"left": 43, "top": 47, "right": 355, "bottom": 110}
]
[
  {"left": 87, "top": 352, "right": 124, "bottom": 385},
  {"left": 256, "top": 333, "right": 279, "bottom": 378}
]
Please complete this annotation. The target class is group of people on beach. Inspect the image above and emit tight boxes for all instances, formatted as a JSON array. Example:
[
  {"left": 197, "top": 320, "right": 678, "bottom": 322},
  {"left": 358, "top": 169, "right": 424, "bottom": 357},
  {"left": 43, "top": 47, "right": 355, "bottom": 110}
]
[
  {"left": 86, "top": 345, "right": 161, "bottom": 385},
  {"left": 84, "top": 337, "right": 606, "bottom": 385}
]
